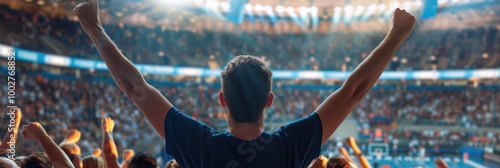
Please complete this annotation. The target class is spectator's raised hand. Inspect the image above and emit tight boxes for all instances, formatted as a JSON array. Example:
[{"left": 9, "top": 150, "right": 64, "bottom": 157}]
[
  {"left": 0, "top": 108, "right": 22, "bottom": 153},
  {"left": 121, "top": 149, "right": 135, "bottom": 167},
  {"left": 92, "top": 148, "right": 102, "bottom": 157},
  {"left": 123, "top": 149, "right": 135, "bottom": 162},
  {"left": 21, "top": 122, "right": 48, "bottom": 142},
  {"left": 102, "top": 117, "right": 115, "bottom": 133},
  {"left": 63, "top": 129, "right": 81, "bottom": 144}
]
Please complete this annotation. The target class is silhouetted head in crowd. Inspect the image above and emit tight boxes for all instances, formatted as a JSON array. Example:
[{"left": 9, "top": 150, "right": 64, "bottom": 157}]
[
  {"left": 60, "top": 142, "right": 81, "bottom": 168},
  {"left": 125, "top": 153, "right": 158, "bottom": 168},
  {"left": 220, "top": 55, "right": 274, "bottom": 123},
  {"left": 0, "top": 157, "right": 17, "bottom": 168},
  {"left": 326, "top": 156, "right": 351, "bottom": 168},
  {"left": 164, "top": 159, "right": 180, "bottom": 168},
  {"left": 23, "top": 152, "right": 52, "bottom": 168},
  {"left": 82, "top": 155, "right": 104, "bottom": 168},
  {"left": 14, "top": 156, "right": 27, "bottom": 167}
]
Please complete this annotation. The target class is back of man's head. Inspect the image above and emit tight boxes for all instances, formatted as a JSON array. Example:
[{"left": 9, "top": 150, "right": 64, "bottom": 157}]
[
  {"left": 125, "top": 153, "right": 157, "bottom": 168},
  {"left": 0, "top": 157, "right": 17, "bottom": 168},
  {"left": 23, "top": 152, "right": 52, "bottom": 168},
  {"left": 82, "top": 155, "right": 104, "bottom": 168},
  {"left": 221, "top": 55, "right": 273, "bottom": 123},
  {"left": 326, "top": 156, "right": 351, "bottom": 168}
]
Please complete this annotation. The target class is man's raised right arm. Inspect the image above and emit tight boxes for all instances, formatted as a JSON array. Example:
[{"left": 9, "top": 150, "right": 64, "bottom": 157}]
[{"left": 73, "top": 0, "right": 172, "bottom": 139}]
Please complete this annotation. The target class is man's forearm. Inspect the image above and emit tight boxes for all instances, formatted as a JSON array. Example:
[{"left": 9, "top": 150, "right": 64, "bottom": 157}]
[
  {"left": 38, "top": 135, "right": 75, "bottom": 168},
  {"left": 87, "top": 30, "right": 146, "bottom": 95},
  {"left": 343, "top": 32, "right": 406, "bottom": 98}
]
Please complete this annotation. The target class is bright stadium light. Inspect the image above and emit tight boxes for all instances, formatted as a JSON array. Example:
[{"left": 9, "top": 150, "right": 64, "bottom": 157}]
[
  {"left": 245, "top": 4, "right": 253, "bottom": 11},
  {"left": 360, "top": 4, "right": 378, "bottom": 21},
  {"left": 403, "top": 1, "right": 412, "bottom": 11},
  {"left": 378, "top": 4, "right": 386, "bottom": 11},
  {"left": 343, "top": 5, "right": 354, "bottom": 23},
  {"left": 276, "top": 5, "right": 285, "bottom": 13},
  {"left": 414, "top": 0, "right": 423, "bottom": 7},
  {"left": 263, "top": 5, "right": 277, "bottom": 23},
  {"left": 264, "top": 5, "right": 272, "bottom": 11},
  {"left": 333, "top": 6, "right": 342, "bottom": 24},
  {"left": 299, "top": 6, "right": 309, "bottom": 13},
  {"left": 310, "top": 6, "right": 318, "bottom": 13},
  {"left": 220, "top": 2, "right": 229, "bottom": 11},
  {"left": 356, "top": 5, "right": 364, "bottom": 12},
  {"left": 334, "top": 6, "right": 342, "bottom": 13},
  {"left": 194, "top": 0, "right": 203, "bottom": 5},
  {"left": 354, "top": 5, "right": 364, "bottom": 16},
  {"left": 255, "top": 4, "right": 263, "bottom": 11},
  {"left": 390, "top": 1, "right": 400, "bottom": 10},
  {"left": 208, "top": 0, "right": 219, "bottom": 8},
  {"left": 310, "top": 6, "right": 319, "bottom": 28},
  {"left": 344, "top": 5, "right": 354, "bottom": 14},
  {"left": 285, "top": 6, "right": 301, "bottom": 26},
  {"left": 383, "top": 2, "right": 398, "bottom": 18}
]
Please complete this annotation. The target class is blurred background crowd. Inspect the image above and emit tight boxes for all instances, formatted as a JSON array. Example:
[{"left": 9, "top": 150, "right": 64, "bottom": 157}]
[
  {"left": 1, "top": 5, "right": 499, "bottom": 72},
  {"left": 1, "top": 0, "right": 500, "bottom": 167},
  {"left": 1, "top": 63, "right": 499, "bottom": 162}
]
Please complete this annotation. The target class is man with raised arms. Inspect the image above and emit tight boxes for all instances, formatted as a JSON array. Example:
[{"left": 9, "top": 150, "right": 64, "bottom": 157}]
[{"left": 74, "top": 0, "right": 415, "bottom": 167}]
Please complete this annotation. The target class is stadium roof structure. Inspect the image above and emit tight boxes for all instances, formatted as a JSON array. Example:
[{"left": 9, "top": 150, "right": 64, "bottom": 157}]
[
  {"left": 0, "top": 0, "right": 498, "bottom": 34},
  {"left": 2, "top": 0, "right": 498, "bottom": 24}
]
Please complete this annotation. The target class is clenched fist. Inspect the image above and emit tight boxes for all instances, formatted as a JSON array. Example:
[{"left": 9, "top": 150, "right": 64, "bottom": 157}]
[
  {"left": 21, "top": 122, "right": 48, "bottom": 142},
  {"left": 390, "top": 8, "right": 416, "bottom": 40},
  {"left": 102, "top": 117, "right": 115, "bottom": 133},
  {"left": 63, "top": 129, "right": 81, "bottom": 144},
  {"left": 92, "top": 148, "right": 102, "bottom": 156},
  {"left": 123, "top": 149, "right": 135, "bottom": 163},
  {"left": 73, "top": 0, "right": 103, "bottom": 35}
]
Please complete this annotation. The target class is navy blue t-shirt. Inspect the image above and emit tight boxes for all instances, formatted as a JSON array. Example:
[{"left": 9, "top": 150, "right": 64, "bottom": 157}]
[{"left": 164, "top": 107, "right": 322, "bottom": 168}]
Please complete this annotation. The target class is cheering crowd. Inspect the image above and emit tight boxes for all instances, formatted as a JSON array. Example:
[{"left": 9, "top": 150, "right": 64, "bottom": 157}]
[
  {"left": 0, "top": 1, "right": 499, "bottom": 167},
  {"left": 0, "top": 68, "right": 499, "bottom": 165},
  {"left": 0, "top": 5, "right": 499, "bottom": 71},
  {"left": 354, "top": 86, "right": 500, "bottom": 127}
]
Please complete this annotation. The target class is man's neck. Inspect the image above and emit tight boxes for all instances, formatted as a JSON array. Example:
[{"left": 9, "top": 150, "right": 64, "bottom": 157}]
[{"left": 227, "top": 118, "right": 264, "bottom": 141}]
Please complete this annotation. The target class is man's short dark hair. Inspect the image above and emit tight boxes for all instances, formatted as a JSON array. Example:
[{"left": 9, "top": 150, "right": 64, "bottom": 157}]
[
  {"left": 221, "top": 55, "right": 272, "bottom": 123},
  {"left": 23, "top": 152, "right": 52, "bottom": 168},
  {"left": 126, "top": 153, "right": 157, "bottom": 168}
]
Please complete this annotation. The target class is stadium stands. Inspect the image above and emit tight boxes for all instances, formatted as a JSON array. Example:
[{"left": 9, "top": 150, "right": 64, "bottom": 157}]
[{"left": 1, "top": 5, "right": 499, "bottom": 71}]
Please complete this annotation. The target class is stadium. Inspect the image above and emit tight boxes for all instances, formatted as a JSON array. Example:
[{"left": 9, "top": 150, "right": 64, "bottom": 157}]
[{"left": 0, "top": 0, "right": 499, "bottom": 167}]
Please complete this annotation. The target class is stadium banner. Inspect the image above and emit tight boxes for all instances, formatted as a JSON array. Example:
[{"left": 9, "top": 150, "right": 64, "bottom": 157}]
[{"left": 4, "top": 47, "right": 500, "bottom": 80}]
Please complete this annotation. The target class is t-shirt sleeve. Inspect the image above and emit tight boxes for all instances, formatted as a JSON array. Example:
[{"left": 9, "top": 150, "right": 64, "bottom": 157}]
[
  {"left": 276, "top": 112, "right": 323, "bottom": 168},
  {"left": 164, "top": 107, "right": 215, "bottom": 166}
]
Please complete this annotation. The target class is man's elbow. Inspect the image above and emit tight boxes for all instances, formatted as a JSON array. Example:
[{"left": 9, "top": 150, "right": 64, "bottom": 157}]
[
  {"left": 343, "top": 79, "right": 372, "bottom": 101},
  {"left": 118, "top": 77, "right": 147, "bottom": 101}
]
